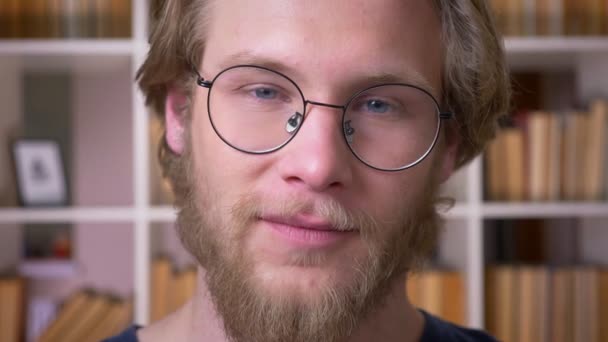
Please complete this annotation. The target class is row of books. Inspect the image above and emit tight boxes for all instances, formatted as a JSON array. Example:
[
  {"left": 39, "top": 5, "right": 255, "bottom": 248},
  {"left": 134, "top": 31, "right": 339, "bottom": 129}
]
[
  {"left": 485, "top": 100, "right": 607, "bottom": 202},
  {"left": 0, "top": 276, "right": 24, "bottom": 342},
  {"left": 150, "top": 258, "right": 197, "bottom": 322},
  {"left": 485, "top": 265, "right": 608, "bottom": 342},
  {"left": 489, "top": 0, "right": 608, "bottom": 36},
  {"left": 406, "top": 269, "right": 465, "bottom": 326},
  {"left": 39, "top": 291, "right": 132, "bottom": 342},
  {"left": 0, "top": 0, "right": 131, "bottom": 39}
]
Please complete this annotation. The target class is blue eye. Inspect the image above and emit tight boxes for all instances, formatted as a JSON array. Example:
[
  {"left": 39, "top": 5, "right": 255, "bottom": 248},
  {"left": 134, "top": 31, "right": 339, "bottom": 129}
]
[
  {"left": 366, "top": 100, "right": 390, "bottom": 113},
  {"left": 254, "top": 88, "right": 277, "bottom": 99}
]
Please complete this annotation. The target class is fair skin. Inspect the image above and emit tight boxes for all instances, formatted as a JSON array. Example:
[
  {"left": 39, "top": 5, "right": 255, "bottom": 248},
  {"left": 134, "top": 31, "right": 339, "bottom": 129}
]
[{"left": 140, "top": 0, "right": 457, "bottom": 341}]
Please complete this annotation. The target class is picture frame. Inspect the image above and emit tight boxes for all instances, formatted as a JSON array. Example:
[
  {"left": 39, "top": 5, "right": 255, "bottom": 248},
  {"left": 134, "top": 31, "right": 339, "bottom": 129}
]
[{"left": 11, "top": 139, "right": 68, "bottom": 207}]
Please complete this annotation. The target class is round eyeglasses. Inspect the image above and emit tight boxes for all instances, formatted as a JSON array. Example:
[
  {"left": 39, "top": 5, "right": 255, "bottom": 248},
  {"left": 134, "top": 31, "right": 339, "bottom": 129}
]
[{"left": 194, "top": 65, "right": 453, "bottom": 172}]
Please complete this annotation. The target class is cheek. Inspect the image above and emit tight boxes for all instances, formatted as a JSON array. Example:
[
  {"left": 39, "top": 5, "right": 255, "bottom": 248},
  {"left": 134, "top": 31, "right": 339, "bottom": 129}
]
[{"left": 361, "top": 160, "right": 436, "bottom": 219}]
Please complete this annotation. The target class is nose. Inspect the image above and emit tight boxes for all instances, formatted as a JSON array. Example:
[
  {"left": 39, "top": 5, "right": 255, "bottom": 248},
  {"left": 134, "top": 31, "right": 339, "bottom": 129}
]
[{"left": 276, "top": 103, "right": 354, "bottom": 192}]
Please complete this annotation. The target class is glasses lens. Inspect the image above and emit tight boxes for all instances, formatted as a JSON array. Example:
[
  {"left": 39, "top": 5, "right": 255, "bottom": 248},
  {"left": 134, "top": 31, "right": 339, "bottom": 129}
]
[
  {"left": 208, "top": 66, "right": 304, "bottom": 153},
  {"left": 343, "top": 85, "right": 440, "bottom": 170}
]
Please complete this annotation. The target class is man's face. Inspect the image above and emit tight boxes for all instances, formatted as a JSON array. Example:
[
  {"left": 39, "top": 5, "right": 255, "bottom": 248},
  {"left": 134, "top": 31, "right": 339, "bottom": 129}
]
[{"left": 172, "top": 0, "right": 453, "bottom": 340}]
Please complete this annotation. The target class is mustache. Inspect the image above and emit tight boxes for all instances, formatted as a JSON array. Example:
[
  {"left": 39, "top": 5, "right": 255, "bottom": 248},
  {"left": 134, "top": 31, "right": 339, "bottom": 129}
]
[{"left": 231, "top": 192, "right": 380, "bottom": 235}]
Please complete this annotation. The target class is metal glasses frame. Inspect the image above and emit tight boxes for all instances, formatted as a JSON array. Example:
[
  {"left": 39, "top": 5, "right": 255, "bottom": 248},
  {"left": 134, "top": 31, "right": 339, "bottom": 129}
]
[{"left": 193, "top": 64, "right": 454, "bottom": 172}]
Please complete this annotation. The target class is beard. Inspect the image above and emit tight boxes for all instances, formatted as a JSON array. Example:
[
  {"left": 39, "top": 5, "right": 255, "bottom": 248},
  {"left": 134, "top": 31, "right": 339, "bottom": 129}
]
[{"left": 169, "top": 137, "right": 442, "bottom": 342}]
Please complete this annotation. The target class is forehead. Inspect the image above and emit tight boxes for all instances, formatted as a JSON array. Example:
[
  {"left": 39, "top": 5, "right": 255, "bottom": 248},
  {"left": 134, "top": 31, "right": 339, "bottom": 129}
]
[{"left": 202, "top": 0, "right": 442, "bottom": 97}]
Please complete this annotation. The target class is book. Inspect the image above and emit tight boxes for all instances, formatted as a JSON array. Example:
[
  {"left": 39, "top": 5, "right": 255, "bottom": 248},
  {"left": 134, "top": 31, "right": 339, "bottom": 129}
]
[
  {"left": 169, "top": 267, "right": 198, "bottom": 313},
  {"left": 86, "top": 298, "right": 133, "bottom": 341},
  {"left": 546, "top": 113, "right": 563, "bottom": 201},
  {"left": 441, "top": 271, "right": 465, "bottom": 325},
  {"left": 406, "top": 273, "right": 422, "bottom": 308},
  {"left": 518, "top": 267, "right": 537, "bottom": 342},
  {"left": 583, "top": 100, "right": 607, "bottom": 201},
  {"left": 490, "top": 0, "right": 608, "bottom": 36},
  {"left": 110, "top": 0, "right": 132, "bottom": 38},
  {"left": 536, "top": 0, "right": 552, "bottom": 35},
  {"left": 599, "top": 270, "right": 608, "bottom": 342},
  {"left": 0, "top": 276, "right": 25, "bottom": 342},
  {"left": 561, "top": 112, "right": 587, "bottom": 200},
  {"left": 503, "top": 128, "right": 525, "bottom": 201},
  {"left": 420, "top": 270, "right": 443, "bottom": 317},
  {"left": 527, "top": 111, "right": 551, "bottom": 201},
  {"left": 550, "top": 268, "right": 575, "bottom": 342},
  {"left": 60, "top": 294, "right": 113, "bottom": 342},
  {"left": 506, "top": 0, "right": 524, "bottom": 36},
  {"left": 39, "top": 291, "right": 90, "bottom": 342},
  {"left": 151, "top": 257, "right": 173, "bottom": 322},
  {"left": 517, "top": 266, "right": 549, "bottom": 342},
  {"left": 485, "top": 266, "right": 517, "bottom": 342},
  {"left": 522, "top": 0, "right": 537, "bottom": 36},
  {"left": 573, "top": 267, "right": 599, "bottom": 342}
]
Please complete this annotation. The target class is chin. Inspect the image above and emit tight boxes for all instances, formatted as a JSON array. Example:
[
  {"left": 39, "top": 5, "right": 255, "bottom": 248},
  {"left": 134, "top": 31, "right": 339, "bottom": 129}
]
[{"left": 249, "top": 256, "right": 358, "bottom": 302}]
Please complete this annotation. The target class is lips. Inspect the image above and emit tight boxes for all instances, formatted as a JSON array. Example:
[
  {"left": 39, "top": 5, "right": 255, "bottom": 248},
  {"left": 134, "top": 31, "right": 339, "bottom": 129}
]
[
  {"left": 261, "top": 214, "right": 341, "bottom": 232},
  {"left": 259, "top": 213, "right": 356, "bottom": 248}
]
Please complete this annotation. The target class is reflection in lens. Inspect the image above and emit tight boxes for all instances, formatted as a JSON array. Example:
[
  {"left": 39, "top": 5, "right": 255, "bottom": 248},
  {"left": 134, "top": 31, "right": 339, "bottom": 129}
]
[
  {"left": 286, "top": 113, "right": 303, "bottom": 134},
  {"left": 208, "top": 66, "right": 304, "bottom": 153},
  {"left": 344, "top": 120, "right": 355, "bottom": 143}
]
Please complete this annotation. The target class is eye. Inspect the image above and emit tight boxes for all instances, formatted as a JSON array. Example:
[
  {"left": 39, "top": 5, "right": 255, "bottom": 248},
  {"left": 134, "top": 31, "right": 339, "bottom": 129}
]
[
  {"left": 253, "top": 87, "right": 278, "bottom": 99},
  {"left": 366, "top": 99, "right": 390, "bottom": 113}
]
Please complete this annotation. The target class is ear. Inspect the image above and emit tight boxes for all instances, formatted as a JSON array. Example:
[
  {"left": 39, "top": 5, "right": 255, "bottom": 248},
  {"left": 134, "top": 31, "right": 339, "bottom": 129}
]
[
  {"left": 437, "top": 127, "right": 460, "bottom": 184},
  {"left": 165, "top": 87, "right": 188, "bottom": 155}
]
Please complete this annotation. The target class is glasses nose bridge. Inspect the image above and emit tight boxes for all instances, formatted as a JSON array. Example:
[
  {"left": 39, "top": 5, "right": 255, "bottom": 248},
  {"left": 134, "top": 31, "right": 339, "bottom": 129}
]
[{"left": 304, "top": 99, "right": 346, "bottom": 114}]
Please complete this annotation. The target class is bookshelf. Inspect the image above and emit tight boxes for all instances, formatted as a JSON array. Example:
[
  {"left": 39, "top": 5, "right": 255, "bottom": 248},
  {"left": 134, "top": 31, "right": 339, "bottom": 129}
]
[{"left": 0, "top": 0, "right": 607, "bottom": 338}]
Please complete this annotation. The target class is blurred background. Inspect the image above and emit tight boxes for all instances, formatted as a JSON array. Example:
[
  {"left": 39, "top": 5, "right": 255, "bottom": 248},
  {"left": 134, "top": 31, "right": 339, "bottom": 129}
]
[{"left": 0, "top": 0, "right": 607, "bottom": 341}]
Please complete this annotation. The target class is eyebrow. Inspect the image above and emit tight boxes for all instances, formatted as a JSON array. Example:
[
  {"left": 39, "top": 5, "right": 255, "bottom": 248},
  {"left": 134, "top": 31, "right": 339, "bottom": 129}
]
[{"left": 213, "top": 51, "right": 438, "bottom": 97}]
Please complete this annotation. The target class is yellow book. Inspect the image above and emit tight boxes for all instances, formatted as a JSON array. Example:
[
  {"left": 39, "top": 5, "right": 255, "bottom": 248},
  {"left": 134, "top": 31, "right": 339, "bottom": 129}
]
[
  {"left": 169, "top": 267, "right": 198, "bottom": 313},
  {"left": 518, "top": 267, "right": 536, "bottom": 342},
  {"left": 584, "top": 100, "right": 607, "bottom": 201},
  {"left": 574, "top": 267, "right": 599, "bottom": 342},
  {"left": 110, "top": 0, "right": 132, "bottom": 38},
  {"left": 599, "top": 270, "right": 608, "bottom": 342},
  {"left": 60, "top": 294, "right": 113, "bottom": 342},
  {"left": 86, "top": 298, "right": 133, "bottom": 341},
  {"left": 485, "top": 266, "right": 516, "bottom": 342},
  {"left": 86, "top": 299, "right": 122, "bottom": 342},
  {"left": 527, "top": 112, "right": 551, "bottom": 201},
  {"left": 39, "top": 291, "right": 91, "bottom": 342},
  {"left": 506, "top": 0, "right": 524, "bottom": 36},
  {"left": 441, "top": 271, "right": 465, "bottom": 326},
  {"left": 0, "top": 277, "right": 25, "bottom": 342},
  {"left": 151, "top": 258, "right": 173, "bottom": 322},
  {"left": 550, "top": 268, "right": 574, "bottom": 342},
  {"left": 420, "top": 270, "right": 442, "bottom": 317},
  {"left": 503, "top": 129, "right": 525, "bottom": 201},
  {"left": 406, "top": 273, "right": 423, "bottom": 309}
]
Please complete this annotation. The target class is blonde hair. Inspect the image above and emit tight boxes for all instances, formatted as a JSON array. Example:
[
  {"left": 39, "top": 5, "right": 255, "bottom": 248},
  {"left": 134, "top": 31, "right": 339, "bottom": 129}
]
[{"left": 137, "top": 0, "right": 510, "bottom": 173}]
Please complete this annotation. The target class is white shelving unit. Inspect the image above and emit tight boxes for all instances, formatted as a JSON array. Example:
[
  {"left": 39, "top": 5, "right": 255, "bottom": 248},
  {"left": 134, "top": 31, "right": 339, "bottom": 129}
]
[{"left": 0, "top": 0, "right": 607, "bottom": 329}]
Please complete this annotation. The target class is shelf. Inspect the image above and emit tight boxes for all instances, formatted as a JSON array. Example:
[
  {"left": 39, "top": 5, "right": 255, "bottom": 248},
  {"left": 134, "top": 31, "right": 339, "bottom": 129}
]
[
  {"left": 482, "top": 202, "right": 608, "bottom": 219},
  {"left": 0, "top": 39, "right": 135, "bottom": 56},
  {"left": 18, "top": 260, "right": 78, "bottom": 279},
  {"left": 148, "top": 206, "right": 178, "bottom": 222},
  {"left": 0, "top": 39, "right": 134, "bottom": 72},
  {"left": 504, "top": 37, "right": 608, "bottom": 70},
  {"left": 0, "top": 207, "right": 135, "bottom": 223},
  {"left": 505, "top": 37, "right": 608, "bottom": 54},
  {"left": 438, "top": 203, "right": 470, "bottom": 219}
]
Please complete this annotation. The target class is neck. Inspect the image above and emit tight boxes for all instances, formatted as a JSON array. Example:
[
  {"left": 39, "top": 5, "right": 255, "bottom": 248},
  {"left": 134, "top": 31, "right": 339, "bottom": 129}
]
[{"left": 139, "top": 268, "right": 425, "bottom": 342}]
